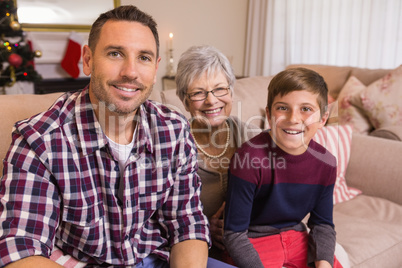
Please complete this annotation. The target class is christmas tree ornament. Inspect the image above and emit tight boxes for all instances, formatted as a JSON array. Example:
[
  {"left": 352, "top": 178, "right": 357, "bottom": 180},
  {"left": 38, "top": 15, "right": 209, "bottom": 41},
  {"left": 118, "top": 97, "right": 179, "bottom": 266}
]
[
  {"left": 8, "top": 66, "right": 16, "bottom": 87},
  {"left": 9, "top": 20, "right": 20, "bottom": 31},
  {"left": 8, "top": 53, "right": 23, "bottom": 67},
  {"left": 34, "top": 50, "right": 42, "bottom": 58}
]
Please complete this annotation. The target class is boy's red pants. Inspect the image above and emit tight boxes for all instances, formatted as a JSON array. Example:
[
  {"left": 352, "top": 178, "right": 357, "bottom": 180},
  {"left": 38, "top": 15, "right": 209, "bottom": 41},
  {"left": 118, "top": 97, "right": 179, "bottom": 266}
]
[{"left": 248, "top": 230, "right": 343, "bottom": 268}]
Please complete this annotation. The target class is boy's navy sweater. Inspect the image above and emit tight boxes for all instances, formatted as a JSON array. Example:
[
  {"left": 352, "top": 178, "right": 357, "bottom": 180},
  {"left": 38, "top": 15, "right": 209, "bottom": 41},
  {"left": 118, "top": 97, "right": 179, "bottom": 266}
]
[{"left": 223, "top": 130, "right": 337, "bottom": 268}]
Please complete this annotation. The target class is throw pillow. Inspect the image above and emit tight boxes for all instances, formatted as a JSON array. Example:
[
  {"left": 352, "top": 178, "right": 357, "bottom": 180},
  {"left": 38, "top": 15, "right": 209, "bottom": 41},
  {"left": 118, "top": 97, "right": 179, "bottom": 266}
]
[
  {"left": 337, "top": 76, "right": 373, "bottom": 134},
  {"left": 349, "top": 65, "right": 402, "bottom": 129},
  {"left": 313, "top": 124, "right": 361, "bottom": 204}
]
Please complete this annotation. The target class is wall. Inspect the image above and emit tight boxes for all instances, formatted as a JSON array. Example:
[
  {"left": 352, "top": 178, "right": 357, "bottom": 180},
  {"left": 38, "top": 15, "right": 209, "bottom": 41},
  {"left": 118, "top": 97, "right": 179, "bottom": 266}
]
[
  {"left": 31, "top": 0, "right": 249, "bottom": 93},
  {"left": 122, "top": 0, "right": 249, "bottom": 92}
]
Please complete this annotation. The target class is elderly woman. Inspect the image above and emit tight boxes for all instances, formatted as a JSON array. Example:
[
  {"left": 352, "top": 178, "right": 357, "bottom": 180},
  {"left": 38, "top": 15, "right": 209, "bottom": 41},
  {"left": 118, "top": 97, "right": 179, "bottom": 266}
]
[{"left": 175, "top": 45, "right": 260, "bottom": 261}]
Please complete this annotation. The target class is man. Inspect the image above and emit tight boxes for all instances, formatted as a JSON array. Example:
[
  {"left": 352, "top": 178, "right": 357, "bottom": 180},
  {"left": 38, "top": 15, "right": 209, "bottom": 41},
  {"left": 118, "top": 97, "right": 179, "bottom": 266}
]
[{"left": 0, "top": 5, "right": 232, "bottom": 268}]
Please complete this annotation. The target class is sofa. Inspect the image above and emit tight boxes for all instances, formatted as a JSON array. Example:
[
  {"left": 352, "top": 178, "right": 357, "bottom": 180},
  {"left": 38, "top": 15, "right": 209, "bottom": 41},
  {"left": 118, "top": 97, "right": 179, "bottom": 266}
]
[{"left": 0, "top": 64, "right": 401, "bottom": 268}]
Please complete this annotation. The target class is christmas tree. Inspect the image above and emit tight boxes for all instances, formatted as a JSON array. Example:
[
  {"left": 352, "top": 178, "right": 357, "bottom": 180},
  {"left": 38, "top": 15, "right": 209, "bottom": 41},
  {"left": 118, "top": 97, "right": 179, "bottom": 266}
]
[{"left": 0, "top": 0, "right": 42, "bottom": 91}]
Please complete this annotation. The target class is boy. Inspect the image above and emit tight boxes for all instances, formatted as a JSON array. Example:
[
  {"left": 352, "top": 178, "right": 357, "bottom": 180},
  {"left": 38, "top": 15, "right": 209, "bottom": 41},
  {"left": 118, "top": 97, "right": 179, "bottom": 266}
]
[{"left": 223, "top": 68, "right": 342, "bottom": 268}]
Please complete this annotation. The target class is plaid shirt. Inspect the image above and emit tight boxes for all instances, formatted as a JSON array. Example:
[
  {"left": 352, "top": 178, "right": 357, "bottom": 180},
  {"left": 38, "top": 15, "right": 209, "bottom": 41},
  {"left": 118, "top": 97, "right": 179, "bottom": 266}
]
[{"left": 0, "top": 88, "right": 210, "bottom": 267}]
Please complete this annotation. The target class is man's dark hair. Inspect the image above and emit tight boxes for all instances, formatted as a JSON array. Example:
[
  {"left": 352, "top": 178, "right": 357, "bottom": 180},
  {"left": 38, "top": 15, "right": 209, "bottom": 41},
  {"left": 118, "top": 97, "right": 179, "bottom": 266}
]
[{"left": 88, "top": 5, "right": 159, "bottom": 58}]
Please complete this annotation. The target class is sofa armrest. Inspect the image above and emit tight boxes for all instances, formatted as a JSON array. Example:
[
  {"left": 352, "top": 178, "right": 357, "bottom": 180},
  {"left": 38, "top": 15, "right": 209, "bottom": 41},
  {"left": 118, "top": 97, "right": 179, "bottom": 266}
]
[
  {"left": 345, "top": 133, "right": 402, "bottom": 205},
  {"left": 0, "top": 93, "right": 63, "bottom": 173},
  {"left": 369, "top": 125, "right": 402, "bottom": 141}
]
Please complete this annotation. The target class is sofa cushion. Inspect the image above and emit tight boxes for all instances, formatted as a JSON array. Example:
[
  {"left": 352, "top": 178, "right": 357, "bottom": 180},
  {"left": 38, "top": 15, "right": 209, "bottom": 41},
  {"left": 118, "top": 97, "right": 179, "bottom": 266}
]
[
  {"left": 349, "top": 65, "right": 402, "bottom": 130},
  {"left": 160, "top": 88, "right": 191, "bottom": 118},
  {"left": 346, "top": 134, "right": 402, "bottom": 206},
  {"left": 286, "top": 64, "right": 352, "bottom": 99},
  {"left": 334, "top": 195, "right": 402, "bottom": 267},
  {"left": 232, "top": 76, "right": 272, "bottom": 129},
  {"left": 369, "top": 125, "right": 402, "bottom": 141},
  {"left": 349, "top": 67, "right": 391, "bottom": 88},
  {"left": 337, "top": 76, "right": 373, "bottom": 134},
  {"left": 313, "top": 125, "right": 361, "bottom": 204}
]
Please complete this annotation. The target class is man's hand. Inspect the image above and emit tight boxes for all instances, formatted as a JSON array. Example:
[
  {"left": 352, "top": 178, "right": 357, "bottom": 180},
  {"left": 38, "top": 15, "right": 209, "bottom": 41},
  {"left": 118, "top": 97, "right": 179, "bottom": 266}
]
[{"left": 170, "top": 239, "right": 208, "bottom": 268}]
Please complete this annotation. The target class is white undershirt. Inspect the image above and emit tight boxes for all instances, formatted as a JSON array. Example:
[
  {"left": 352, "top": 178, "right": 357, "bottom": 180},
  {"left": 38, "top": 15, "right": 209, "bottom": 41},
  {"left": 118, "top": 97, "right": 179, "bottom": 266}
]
[
  {"left": 107, "top": 136, "right": 135, "bottom": 170},
  {"left": 106, "top": 125, "right": 138, "bottom": 202}
]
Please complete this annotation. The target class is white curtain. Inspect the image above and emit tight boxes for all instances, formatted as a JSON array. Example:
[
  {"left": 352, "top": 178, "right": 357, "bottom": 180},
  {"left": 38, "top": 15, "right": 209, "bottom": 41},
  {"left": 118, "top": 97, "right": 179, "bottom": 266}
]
[{"left": 245, "top": 0, "right": 402, "bottom": 76}]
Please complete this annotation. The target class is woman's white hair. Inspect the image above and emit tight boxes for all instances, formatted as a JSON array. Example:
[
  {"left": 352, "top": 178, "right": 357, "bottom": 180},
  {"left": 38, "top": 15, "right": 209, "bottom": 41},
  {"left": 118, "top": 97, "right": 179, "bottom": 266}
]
[{"left": 175, "top": 45, "right": 236, "bottom": 106}]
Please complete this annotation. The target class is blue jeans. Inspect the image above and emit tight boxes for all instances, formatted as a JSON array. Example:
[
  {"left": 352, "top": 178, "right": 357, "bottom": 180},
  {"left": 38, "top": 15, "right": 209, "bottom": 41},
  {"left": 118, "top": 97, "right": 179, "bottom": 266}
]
[{"left": 137, "top": 254, "right": 237, "bottom": 267}]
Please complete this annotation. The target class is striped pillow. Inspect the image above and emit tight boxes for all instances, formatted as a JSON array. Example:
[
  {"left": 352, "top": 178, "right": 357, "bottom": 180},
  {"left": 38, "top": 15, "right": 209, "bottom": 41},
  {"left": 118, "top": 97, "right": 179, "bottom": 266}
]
[{"left": 313, "top": 124, "right": 361, "bottom": 204}]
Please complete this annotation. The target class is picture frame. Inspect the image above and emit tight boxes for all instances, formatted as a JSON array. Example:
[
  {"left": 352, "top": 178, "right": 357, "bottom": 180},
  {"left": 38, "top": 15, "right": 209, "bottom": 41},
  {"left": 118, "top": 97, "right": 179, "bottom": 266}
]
[{"left": 15, "top": 0, "right": 121, "bottom": 32}]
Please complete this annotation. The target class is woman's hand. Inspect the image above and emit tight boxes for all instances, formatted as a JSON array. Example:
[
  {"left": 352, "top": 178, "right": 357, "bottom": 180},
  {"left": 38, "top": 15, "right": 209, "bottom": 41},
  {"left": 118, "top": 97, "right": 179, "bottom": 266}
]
[{"left": 209, "top": 202, "right": 226, "bottom": 250}]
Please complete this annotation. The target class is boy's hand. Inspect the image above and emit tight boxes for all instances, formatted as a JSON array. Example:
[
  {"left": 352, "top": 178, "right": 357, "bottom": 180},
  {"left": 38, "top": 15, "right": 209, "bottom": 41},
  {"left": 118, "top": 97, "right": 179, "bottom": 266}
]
[
  {"left": 209, "top": 202, "right": 226, "bottom": 250},
  {"left": 315, "top": 260, "right": 333, "bottom": 268}
]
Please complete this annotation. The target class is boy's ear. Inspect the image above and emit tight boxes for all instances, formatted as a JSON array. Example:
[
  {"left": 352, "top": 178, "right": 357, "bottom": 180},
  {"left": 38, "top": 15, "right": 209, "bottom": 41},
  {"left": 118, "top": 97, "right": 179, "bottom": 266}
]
[
  {"left": 319, "top": 111, "right": 330, "bottom": 128},
  {"left": 265, "top": 106, "right": 272, "bottom": 127},
  {"left": 265, "top": 106, "right": 271, "bottom": 119}
]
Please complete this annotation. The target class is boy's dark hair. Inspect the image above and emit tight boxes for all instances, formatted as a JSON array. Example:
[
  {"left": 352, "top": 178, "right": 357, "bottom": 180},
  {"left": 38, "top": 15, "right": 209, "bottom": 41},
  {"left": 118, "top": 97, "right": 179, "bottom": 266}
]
[
  {"left": 88, "top": 5, "right": 159, "bottom": 58},
  {"left": 267, "top": 67, "right": 328, "bottom": 117}
]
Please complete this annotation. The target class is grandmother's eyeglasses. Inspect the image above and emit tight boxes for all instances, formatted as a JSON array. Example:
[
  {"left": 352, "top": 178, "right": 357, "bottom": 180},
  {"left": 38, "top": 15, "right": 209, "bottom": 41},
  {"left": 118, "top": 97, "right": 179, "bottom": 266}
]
[{"left": 187, "top": 87, "right": 230, "bottom": 101}]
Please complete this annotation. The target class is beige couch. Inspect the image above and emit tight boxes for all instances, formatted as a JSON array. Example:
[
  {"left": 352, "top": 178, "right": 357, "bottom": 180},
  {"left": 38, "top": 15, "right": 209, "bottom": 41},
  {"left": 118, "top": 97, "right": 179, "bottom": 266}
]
[{"left": 0, "top": 65, "right": 401, "bottom": 267}]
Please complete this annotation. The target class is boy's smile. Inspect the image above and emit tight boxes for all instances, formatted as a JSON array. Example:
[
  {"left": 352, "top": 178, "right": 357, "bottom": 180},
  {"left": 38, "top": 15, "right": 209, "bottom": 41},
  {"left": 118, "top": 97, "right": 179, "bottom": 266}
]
[{"left": 266, "top": 90, "right": 328, "bottom": 155}]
